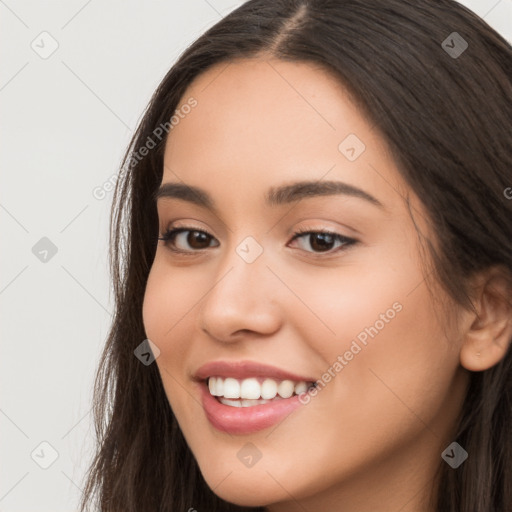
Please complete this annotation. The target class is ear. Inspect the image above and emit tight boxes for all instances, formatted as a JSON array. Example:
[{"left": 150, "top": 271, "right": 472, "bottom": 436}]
[{"left": 460, "top": 266, "right": 512, "bottom": 372}]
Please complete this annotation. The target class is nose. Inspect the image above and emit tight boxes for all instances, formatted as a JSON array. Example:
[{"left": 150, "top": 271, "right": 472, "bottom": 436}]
[{"left": 198, "top": 247, "right": 283, "bottom": 343}]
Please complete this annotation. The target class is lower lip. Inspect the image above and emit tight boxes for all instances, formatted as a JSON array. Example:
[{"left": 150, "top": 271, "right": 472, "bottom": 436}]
[{"left": 199, "top": 382, "right": 305, "bottom": 435}]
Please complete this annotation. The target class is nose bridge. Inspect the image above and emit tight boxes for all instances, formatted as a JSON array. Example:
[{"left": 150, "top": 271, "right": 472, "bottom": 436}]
[
  {"left": 214, "top": 233, "right": 270, "bottom": 299},
  {"left": 198, "top": 234, "right": 281, "bottom": 340}
]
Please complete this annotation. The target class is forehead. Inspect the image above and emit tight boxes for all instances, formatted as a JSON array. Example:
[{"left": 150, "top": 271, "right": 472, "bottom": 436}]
[
  {"left": 166, "top": 58, "right": 370, "bottom": 159},
  {"left": 161, "top": 58, "right": 407, "bottom": 214}
]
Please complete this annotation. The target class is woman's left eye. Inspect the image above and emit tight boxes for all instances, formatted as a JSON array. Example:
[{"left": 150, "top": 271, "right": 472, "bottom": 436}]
[
  {"left": 157, "top": 227, "right": 357, "bottom": 255},
  {"left": 289, "top": 229, "right": 357, "bottom": 254}
]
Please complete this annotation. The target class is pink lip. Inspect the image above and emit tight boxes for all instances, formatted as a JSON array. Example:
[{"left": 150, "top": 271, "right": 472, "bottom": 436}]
[
  {"left": 198, "top": 381, "right": 306, "bottom": 435},
  {"left": 193, "top": 360, "right": 316, "bottom": 382}
]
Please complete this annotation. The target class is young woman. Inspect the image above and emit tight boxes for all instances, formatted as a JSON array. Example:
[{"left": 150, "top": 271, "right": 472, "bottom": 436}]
[{"left": 80, "top": 1, "right": 512, "bottom": 510}]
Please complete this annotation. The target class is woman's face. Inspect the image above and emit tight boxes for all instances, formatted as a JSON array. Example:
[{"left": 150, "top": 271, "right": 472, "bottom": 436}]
[{"left": 142, "top": 58, "right": 469, "bottom": 510}]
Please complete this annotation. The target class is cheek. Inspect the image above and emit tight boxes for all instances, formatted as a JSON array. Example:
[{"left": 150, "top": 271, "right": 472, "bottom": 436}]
[
  {"left": 141, "top": 258, "right": 210, "bottom": 414},
  {"left": 278, "top": 250, "right": 460, "bottom": 466},
  {"left": 141, "top": 262, "right": 196, "bottom": 400},
  {"left": 316, "top": 277, "right": 459, "bottom": 461},
  {"left": 142, "top": 258, "right": 199, "bottom": 352}
]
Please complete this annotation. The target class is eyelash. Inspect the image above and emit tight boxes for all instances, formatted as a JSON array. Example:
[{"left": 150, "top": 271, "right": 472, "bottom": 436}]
[{"left": 157, "top": 225, "right": 358, "bottom": 257}]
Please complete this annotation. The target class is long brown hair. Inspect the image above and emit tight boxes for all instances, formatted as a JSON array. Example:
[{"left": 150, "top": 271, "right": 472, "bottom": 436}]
[{"left": 79, "top": 1, "right": 512, "bottom": 510}]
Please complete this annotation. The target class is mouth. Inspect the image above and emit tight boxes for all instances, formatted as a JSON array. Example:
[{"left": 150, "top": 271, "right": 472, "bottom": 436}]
[
  {"left": 194, "top": 360, "right": 318, "bottom": 434},
  {"left": 207, "top": 376, "right": 316, "bottom": 407},
  {"left": 193, "top": 361, "right": 316, "bottom": 435}
]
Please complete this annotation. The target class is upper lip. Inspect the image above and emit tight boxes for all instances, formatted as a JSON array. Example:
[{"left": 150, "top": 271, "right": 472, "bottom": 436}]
[{"left": 194, "top": 360, "right": 316, "bottom": 383}]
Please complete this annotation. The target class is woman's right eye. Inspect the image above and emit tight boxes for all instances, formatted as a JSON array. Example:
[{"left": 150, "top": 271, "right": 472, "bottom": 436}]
[{"left": 158, "top": 227, "right": 219, "bottom": 254}]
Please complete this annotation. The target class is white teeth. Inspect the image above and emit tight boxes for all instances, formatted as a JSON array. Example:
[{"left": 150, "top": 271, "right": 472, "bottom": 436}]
[
  {"left": 294, "top": 381, "right": 308, "bottom": 394},
  {"left": 240, "top": 378, "right": 261, "bottom": 399},
  {"left": 277, "top": 380, "right": 294, "bottom": 398},
  {"left": 216, "top": 377, "right": 224, "bottom": 397},
  {"left": 220, "top": 398, "right": 242, "bottom": 407},
  {"left": 261, "top": 378, "right": 277, "bottom": 399},
  {"left": 241, "top": 399, "right": 269, "bottom": 407},
  {"left": 223, "top": 378, "right": 240, "bottom": 399},
  {"left": 208, "top": 376, "right": 312, "bottom": 403},
  {"left": 219, "top": 398, "right": 271, "bottom": 407},
  {"left": 208, "top": 377, "right": 217, "bottom": 396}
]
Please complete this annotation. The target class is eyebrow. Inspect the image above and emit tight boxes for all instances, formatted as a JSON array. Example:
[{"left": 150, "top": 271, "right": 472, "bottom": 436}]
[{"left": 154, "top": 179, "right": 385, "bottom": 211}]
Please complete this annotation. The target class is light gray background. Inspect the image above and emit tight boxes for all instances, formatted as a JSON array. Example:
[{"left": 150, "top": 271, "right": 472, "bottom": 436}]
[{"left": 1, "top": 1, "right": 510, "bottom": 510}]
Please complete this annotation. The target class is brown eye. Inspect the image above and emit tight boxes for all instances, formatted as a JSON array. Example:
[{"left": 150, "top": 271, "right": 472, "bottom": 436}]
[
  {"left": 308, "top": 233, "right": 336, "bottom": 252},
  {"left": 158, "top": 228, "right": 218, "bottom": 252},
  {"left": 289, "top": 230, "right": 357, "bottom": 254},
  {"left": 158, "top": 226, "right": 357, "bottom": 257},
  {"left": 183, "top": 230, "right": 212, "bottom": 249}
]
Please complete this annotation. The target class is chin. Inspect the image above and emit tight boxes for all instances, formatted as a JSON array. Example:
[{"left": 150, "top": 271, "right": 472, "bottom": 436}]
[
  {"left": 192, "top": 453, "right": 281, "bottom": 507},
  {"left": 197, "top": 451, "right": 323, "bottom": 508},
  {"left": 204, "top": 474, "right": 276, "bottom": 508}
]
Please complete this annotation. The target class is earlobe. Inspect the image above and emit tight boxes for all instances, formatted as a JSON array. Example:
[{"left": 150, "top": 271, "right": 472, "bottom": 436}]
[
  {"left": 460, "top": 336, "right": 511, "bottom": 372},
  {"left": 459, "top": 267, "right": 512, "bottom": 372}
]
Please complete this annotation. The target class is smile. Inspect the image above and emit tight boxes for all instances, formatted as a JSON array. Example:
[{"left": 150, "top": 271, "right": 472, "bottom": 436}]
[
  {"left": 208, "top": 376, "right": 314, "bottom": 406},
  {"left": 194, "top": 360, "right": 318, "bottom": 434}
]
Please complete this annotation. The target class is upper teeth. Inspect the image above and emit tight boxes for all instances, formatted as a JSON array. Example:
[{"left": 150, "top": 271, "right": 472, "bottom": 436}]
[{"left": 208, "top": 377, "right": 310, "bottom": 399}]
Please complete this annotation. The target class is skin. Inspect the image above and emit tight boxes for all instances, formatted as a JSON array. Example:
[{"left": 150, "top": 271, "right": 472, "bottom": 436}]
[{"left": 142, "top": 57, "right": 512, "bottom": 511}]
